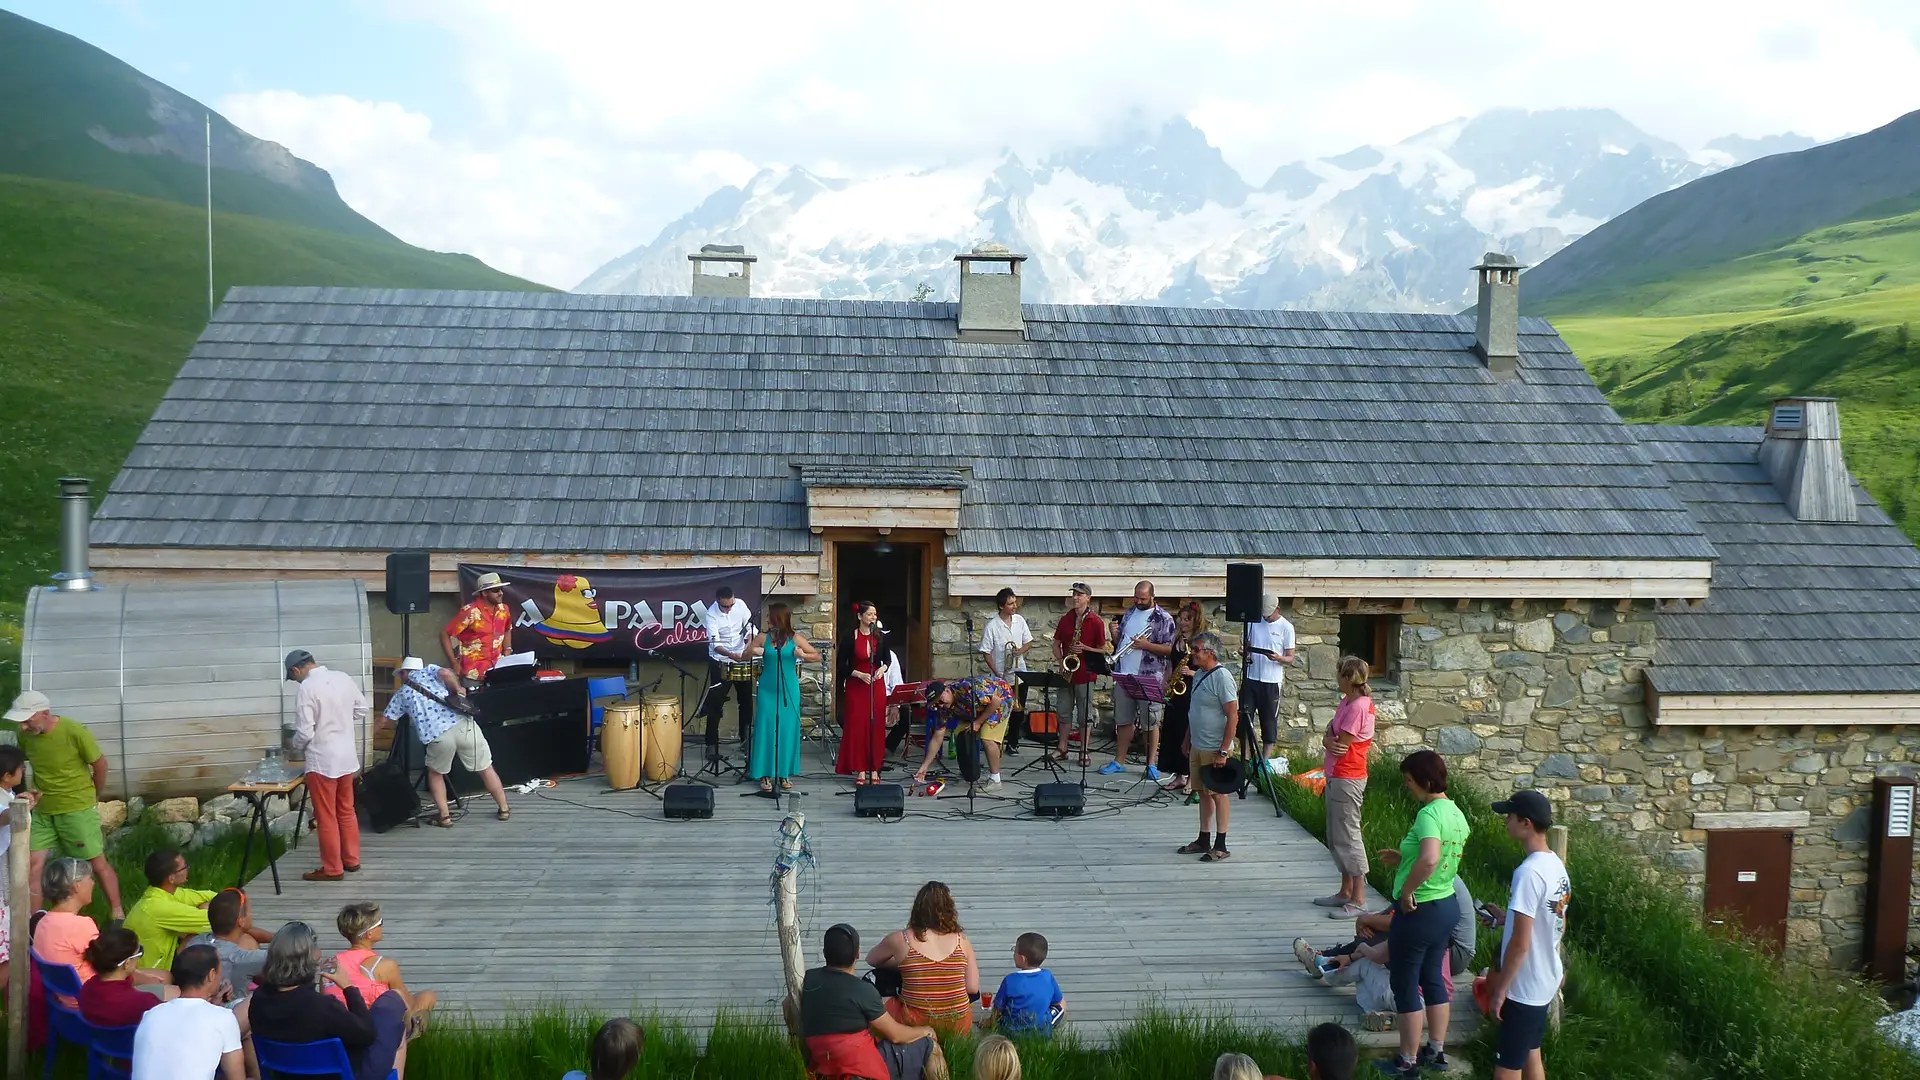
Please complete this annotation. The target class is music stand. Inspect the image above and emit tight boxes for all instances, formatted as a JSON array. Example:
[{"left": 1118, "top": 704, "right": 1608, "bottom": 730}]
[{"left": 1011, "top": 670, "right": 1069, "bottom": 782}]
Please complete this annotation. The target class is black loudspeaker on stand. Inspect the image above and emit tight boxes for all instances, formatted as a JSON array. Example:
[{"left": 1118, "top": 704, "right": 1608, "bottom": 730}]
[
  {"left": 1224, "top": 562, "right": 1265, "bottom": 624},
  {"left": 386, "top": 550, "right": 433, "bottom": 659}
]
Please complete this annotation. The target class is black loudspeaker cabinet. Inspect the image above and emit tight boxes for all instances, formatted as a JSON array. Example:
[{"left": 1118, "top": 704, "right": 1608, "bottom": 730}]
[
  {"left": 1224, "top": 562, "right": 1265, "bottom": 623},
  {"left": 385, "top": 550, "right": 432, "bottom": 615},
  {"left": 1033, "top": 782, "right": 1086, "bottom": 819},
  {"left": 854, "top": 784, "right": 906, "bottom": 820},
  {"left": 357, "top": 761, "right": 421, "bottom": 833},
  {"left": 663, "top": 783, "right": 716, "bottom": 820}
]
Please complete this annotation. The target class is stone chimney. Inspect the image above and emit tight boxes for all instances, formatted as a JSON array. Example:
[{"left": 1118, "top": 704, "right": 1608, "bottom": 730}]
[
  {"left": 1473, "top": 253, "right": 1524, "bottom": 376},
  {"left": 1758, "top": 397, "right": 1858, "bottom": 522},
  {"left": 953, "top": 242, "right": 1027, "bottom": 342},
  {"left": 688, "top": 244, "right": 756, "bottom": 298}
]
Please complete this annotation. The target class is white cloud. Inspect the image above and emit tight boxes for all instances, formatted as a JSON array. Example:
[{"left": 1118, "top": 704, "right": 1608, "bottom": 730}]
[{"left": 224, "top": 0, "right": 1920, "bottom": 287}]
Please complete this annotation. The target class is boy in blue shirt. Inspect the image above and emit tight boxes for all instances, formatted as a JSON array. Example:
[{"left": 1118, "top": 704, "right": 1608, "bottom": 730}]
[{"left": 989, "top": 932, "right": 1065, "bottom": 1036}]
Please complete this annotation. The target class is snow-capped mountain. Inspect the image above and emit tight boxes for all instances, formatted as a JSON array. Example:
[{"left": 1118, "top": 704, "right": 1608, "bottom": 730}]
[{"left": 577, "top": 108, "right": 1795, "bottom": 311}]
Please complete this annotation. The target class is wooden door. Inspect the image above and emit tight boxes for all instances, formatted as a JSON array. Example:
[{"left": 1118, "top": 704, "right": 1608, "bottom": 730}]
[{"left": 1704, "top": 829, "right": 1794, "bottom": 954}]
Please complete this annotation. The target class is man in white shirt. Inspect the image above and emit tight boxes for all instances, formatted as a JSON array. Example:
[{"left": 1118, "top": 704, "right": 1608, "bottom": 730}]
[
  {"left": 1483, "top": 790, "right": 1571, "bottom": 1080},
  {"left": 978, "top": 588, "right": 1033, "bottom": 754},
  {"left": 1241, "top": 594, "right": 1296, "bottom": 761},
  {"left": 132, "top": 942, "right": 244, "bottom": 1080},
  {"left": 286, "top": 650, "right": 366, "bottom": 883},
  {"left": 699, "top": 586, "right": 756, "bottom": 764}
]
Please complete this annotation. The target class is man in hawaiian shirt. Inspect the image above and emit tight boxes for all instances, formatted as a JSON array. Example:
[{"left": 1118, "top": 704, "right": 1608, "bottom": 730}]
[
  {"left": 1102, "top": 580, "right": 1177, "bottom": 780},
  {"left": 442, "top": 571, "right": 513, "bottom": 685},
  {"left": 910, "top": 676, "right": 1014, "bottom": 792}
]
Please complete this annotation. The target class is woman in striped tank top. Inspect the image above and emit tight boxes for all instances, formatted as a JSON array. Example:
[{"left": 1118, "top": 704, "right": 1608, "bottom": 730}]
[{"left": 866, "top": 881, "right": 979, "bottom": 1034}]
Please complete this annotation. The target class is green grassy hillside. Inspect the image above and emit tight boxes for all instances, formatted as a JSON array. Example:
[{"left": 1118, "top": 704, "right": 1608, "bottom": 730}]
[
  {"left": 1540, "top": 202, "right": 1920, "bottom": 542},
  {"left": 0, "top": 172, "right": 548, "bottom": 695}
]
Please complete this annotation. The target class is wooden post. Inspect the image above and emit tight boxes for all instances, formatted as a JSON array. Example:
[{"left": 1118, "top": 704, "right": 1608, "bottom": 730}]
[
  {"left": 774, "top": 806, "right": 808, "bottom": 1030},
  {"left": 1548, "top": 824, "right": 1569, "bottom": 1033},
  {"left": 8, "top": 801, "right": 30, "bottom": 1080}
]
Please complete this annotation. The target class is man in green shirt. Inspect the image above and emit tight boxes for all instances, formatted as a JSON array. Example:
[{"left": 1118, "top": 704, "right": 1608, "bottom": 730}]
[
  {"left": 5, "top": 691, "right": 125, "bottom": 919},
  {"left": 125, "top": 848, "right": 221, "bottom": 973}
]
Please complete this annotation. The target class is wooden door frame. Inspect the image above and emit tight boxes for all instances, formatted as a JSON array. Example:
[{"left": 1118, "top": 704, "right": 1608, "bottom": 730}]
[{"left": 823, "top": 529, "right": 943, "bottom": 682}]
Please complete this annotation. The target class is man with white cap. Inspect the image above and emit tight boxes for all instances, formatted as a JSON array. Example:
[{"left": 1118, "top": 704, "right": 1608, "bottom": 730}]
[
  {"left": 285, "top": 650, "right": 367, "bottom": 882},
  {"left": 384, "top": 656, "right": 511, "bottom": 827},
  {"left": 1242, "top": 594, "right": 1296, "bottom": 761},
  {"left": 442, "top": 571, "right": 514, "bottom": 685},
  {"left": 4, "top": 691, "right": 126, "bottom": 919}
]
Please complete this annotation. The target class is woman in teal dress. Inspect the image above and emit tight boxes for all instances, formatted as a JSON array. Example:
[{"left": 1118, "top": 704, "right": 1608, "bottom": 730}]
[{"left": 749, "top": 602, "right": 822, "bottom": 793}]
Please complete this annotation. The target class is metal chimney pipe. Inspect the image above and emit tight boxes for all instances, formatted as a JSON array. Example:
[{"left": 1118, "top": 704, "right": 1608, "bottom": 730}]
[{"left": 53, "top": 477, "right": 94, "bottom": 592}]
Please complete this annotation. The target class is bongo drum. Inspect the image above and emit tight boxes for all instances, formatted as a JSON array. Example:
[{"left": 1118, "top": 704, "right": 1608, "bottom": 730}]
[
  {"left": 640, "top": 692, "right": 683, "bottom": 781},
  {"left": 726, "top": 659, "right": 762, "bottom": 684},
  {"left": 602, "top": 701, "right": 643, "bottom": 791}
]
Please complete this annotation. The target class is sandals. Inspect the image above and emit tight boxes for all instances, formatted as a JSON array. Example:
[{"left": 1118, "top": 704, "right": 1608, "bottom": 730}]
[
  {"left": 429, "top": 815, "right": 453, "bottom": 828},
  {"left": 496, "top": 808, "right": 510, "bottom": 821},
  {"left": 759, "top": 780, "right": 774, "bottom": 794},
  {"left": 1176, "top": 839, "right": 1210, "bottom": 855},
  {"left": 1203, "top": 849, "right": 1233, "bottom": 862},
  {"left": 780, "top": 779, "right": 794, "bottom": 793}
]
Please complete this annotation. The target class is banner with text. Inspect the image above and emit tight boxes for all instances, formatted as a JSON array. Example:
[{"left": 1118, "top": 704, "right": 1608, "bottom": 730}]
[{"left": 458, "top": 563, "right": 762, "bottom": 661}]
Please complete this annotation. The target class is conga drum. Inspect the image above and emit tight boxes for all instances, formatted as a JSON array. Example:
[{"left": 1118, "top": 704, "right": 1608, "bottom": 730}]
[
  {"left": 640, "top": 693, "right": 683, "bottom": 781},
  {"left": 602, "top": 701, "right": 643, "bottom": 791}
]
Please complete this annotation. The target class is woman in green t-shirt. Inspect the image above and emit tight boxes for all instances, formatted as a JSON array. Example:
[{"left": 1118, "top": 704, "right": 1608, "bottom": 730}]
[{"left": 1372, "top": 750, "right": 1471, "bottom": 1078}]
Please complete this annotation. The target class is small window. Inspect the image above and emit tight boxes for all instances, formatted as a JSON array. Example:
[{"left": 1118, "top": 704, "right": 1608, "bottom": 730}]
[
  {"left": 1338, "top": 614, "right": 1400, "bottom": 680},
  {"left": 1771, "top": 404, "right": 1804, "bottom": 430}
]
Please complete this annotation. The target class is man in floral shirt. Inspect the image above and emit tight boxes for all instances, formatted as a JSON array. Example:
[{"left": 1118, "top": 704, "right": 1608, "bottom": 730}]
[
  {"left": 1103, "top": 580, "right": 1177, "bottom": 780},
  {"left": 442, "top": 572, "right": 513, "bottom": 684},
  {"left": 911, "top": 676, "right": 1013, "bottom": 791}
]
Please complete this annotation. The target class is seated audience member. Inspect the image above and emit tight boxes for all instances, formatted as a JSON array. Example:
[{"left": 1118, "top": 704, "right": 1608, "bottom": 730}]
[
  {"left": 989, "top": 932, "right": 1063, "bottom": 1037},
  {"left": 131, "top": 943, "right": 243, "bottom": 1080},
  {"left": 973, "top": 1034, "right": 1020, "bottom": 1080},
  {"left": 79, "top": 928, "right": 179, "bottom": 1028},
  {"left": 799, "top": 923, "right": 941, "bottom": 1080},
  {"left": 125, "top": 848, "right": 218, "bottom": 973},
  {"left": 33, "top": 857, "right": 103, "bottom": 994},
  {"left": 248, "top": 922, "right": 401, "bottom": 1080},
  {"left": 866, "top": 881, "right": 979, "bottom": 1034},
  {"left": 1273, "top": 1023, "right": 1357, "bottom": 1080},
  {"left": 188, "top": 889, "right": 273, "bottom": 1004},
  {"left": 561, "top": 1017, "right": 645, "bottom": 1080},
  {"left": 1213, "top": 1053, "right": 1264, "bottom": 1080},
  {"left": 328, "top": 901, "right": 437, "bottom": 1047}
]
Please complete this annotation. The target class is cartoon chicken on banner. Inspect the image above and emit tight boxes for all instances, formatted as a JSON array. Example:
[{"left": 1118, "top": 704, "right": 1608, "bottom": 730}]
[{"left": 518, "top": 574, "right": 614, "bottom": 649}]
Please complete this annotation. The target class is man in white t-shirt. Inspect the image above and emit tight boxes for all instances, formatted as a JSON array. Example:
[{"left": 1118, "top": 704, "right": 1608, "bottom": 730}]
[
  {"left": 132, "top": 942, "right": 244, "bottom": 1080},
  {"left": 1483, "top": 789, "right": 1571, "bottom": 1080},
  {"left": 1240, "top": 594, "right": 1296, "bottom": 760},
  {"left": 699, "top": 586, "right": 757, "bottom": 762},
  {"left": 978, "top": 588, "right": 1033, "bottom": 754}
]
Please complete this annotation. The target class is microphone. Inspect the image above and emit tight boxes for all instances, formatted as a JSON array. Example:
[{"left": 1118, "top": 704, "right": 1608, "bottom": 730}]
[{"left": 964, "top": 612, "right": 973, "bottom": 634}]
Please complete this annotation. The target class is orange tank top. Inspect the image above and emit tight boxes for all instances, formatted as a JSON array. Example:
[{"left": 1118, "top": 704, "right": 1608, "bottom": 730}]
[
  {"left": 898, "top": 935, "right": 970, "bottom": 1021},
  {"left": 322, "top": 947, "right": 391, "bottom": 1005}
]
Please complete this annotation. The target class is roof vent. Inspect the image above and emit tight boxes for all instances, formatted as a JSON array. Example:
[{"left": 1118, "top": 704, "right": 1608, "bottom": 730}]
[
  {"left": 688, "top": 244, "right": 756, "bottom": 298},
  {"left": 1758, "top": 396, "right": 1857, "bottom": 522},
  {"left": 953, "top": 242, "right": 1027, "bottom": 342},
  {"left": 1472, "top": 253, "right": 1524, "bottom": 377}
]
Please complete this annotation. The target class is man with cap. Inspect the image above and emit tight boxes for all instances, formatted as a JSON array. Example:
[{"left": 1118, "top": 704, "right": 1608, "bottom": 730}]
[
  {"left": 1481, "top": 790, "right": 1571, "bottom": 1080},
  {"left": 1242, "top": 594, "right": 1296, "bottom": 762},
  {"left": 285, "top": 650, "right": 368, "bottom": 881},
  {"left": 442, "top": 571, "right": 514, "bottom": 685},
  {"left": 1176, "top": 632, "right": 1241, "bottom": 862},
  {"left": 4, "top": 691, "right": 126, "bottom": 919},
  {"left": 384, "top": 657, "right": 511, "bottom": 827},
  {"left": 1049, "top": 582, "right": 1107, "bottom": 766}
]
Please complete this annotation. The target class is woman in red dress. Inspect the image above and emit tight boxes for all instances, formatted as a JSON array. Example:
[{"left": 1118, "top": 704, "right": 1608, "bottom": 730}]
[{"left": 837, "top": 601, "right": 891, "bottom": 784}]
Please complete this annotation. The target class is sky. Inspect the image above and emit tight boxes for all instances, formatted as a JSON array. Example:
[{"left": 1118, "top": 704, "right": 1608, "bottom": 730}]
[{"left": 11, "top": 0, "right": 1920, "bottom": 289}]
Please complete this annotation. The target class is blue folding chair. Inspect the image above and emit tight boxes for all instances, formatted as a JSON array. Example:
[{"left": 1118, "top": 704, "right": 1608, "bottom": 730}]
[
  {"left": 83, "top": 1019, "right": 138, "bottom": 1080},
  {"left": 586, "top": 675, "right": 629, "bottom": 750},
  {"left": 254, "top": 1035, "right": 398, "bottom": 1080},
  {"left": 32, "top": 956, "right": 90, "bottom": 1080}
]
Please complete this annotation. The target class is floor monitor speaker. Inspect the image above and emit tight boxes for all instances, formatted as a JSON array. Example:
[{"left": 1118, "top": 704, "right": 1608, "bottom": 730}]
[
  {"left": 1033, "top": 782, "right": 1085, "bottom": 819},
  {"left": 385, "top": 550, "right": 432, "bottom": 615},
  {"left": 1224, "top": 562, "right": 1265, "bottom": 624},
  {"left": 854, "top": 784, "right": 906, "bottom": 820},
  {"left": 663, "top": 784, "right": 715, "bottom": 820}
]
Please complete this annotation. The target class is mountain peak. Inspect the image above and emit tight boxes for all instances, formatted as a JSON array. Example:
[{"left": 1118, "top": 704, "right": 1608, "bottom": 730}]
[{"left": 1043, "top": 114, "right": 1251, "bottom": 216}]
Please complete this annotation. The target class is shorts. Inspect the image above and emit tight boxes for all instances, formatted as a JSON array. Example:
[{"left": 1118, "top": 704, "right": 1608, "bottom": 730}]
[
  {"left": 1495, "top": 999, "right": 1551, "bottom": 1069},
  {"left": 1189, "top": 748, "right": 1226, "bottom": 786},
  {"left": 30, "top": 807, "right": 104, "bottom": 859},
  {"left": 1324, "top": 777, "right": 1368, "bottom": 876},
  {"left": 1062, "top": 683, "right": 1095, "bottom": 731},
  {"left": 423, "top": 717, "right": 494, "bottom": 774},
  {"left": 976, "top": 717, "right": 1008, "bottom": 745},
  {"left": 1241, "top": 680, "right": 1280, "bottom": 744},
  {"left": 1114, "top": 692, "right": 1163, "bottom": 731}
]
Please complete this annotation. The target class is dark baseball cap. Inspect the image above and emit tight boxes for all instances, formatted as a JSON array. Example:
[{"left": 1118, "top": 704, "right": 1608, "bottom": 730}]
[
  {"left": 283, "top": 649, "right": 315, "bottom": 680},
  {"left": 1491, "top": 789, "right": 1553, "bottom": 830}
]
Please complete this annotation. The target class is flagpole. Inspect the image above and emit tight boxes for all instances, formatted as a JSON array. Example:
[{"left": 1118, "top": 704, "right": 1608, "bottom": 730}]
[{"left": 205, "top": 112, "right": 214, "bottom": 318}]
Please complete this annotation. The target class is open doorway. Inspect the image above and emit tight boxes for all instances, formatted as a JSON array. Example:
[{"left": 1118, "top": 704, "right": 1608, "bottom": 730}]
[{"left": 835, "top": 541, "right": 930, "bottom": 681}]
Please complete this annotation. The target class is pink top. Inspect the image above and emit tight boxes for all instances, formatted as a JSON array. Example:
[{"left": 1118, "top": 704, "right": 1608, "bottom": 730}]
[
  {"left": 34, "top": 911, "right": 100, "bottom": 983},
  {"left": 322, "top": 947, "right": 391, "bottom": 1005},
  {"left": 294, "top": 666, "right": 367, "bottom": 779},
  {"left": 1325, "top": 695, "right": 1376, "bottom": 780}
]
